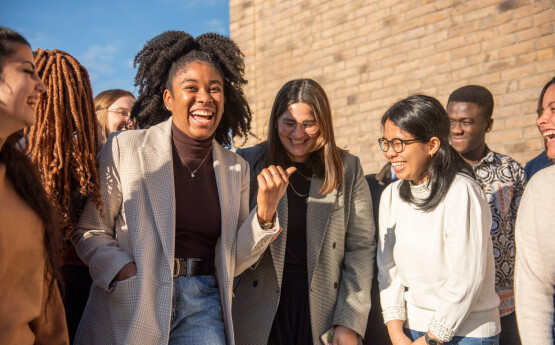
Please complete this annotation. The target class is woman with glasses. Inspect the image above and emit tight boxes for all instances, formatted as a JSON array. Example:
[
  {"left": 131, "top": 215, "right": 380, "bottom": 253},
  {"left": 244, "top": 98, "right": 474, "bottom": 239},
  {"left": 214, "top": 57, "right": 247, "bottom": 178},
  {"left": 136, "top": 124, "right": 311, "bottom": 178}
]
[
  {"left": 94, "top": 89, "right": 136, "bottom": 146},
  {"left": 233, "top": 78, "right": 375, "bottom": 345},
  {"left": 377, "top": 95, "right": 500, "bottom": 345}
]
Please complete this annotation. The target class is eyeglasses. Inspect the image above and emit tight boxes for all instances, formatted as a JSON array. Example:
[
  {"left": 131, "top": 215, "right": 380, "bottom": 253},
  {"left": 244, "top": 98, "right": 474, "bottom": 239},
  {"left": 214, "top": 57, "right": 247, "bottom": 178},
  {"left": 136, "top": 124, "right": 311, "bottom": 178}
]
[
  {"left": 378, "top": 137, "right": 424, "bottom": 153},
  {"left": 106, "top": 107, "right": 131, "bottom": 119},
  {"left": 278, "top": 118, "right": 319, "bottom": 135}
]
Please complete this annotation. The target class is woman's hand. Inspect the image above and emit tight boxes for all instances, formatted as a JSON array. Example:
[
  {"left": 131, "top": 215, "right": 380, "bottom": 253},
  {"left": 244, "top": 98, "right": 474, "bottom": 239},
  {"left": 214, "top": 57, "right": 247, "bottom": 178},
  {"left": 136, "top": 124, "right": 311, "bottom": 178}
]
[
  {"left": 256, "top": 165, "right": 296, "bottom": 223},
  {"left": 411, "top": 336, "right": 427, "bottom": 345},
  {"left": 387, "top": 320, "right": 412, "bottom": 345},
  {"left": 115, "top": 262, "right": 137, "bottom": 281},
  {"left": 332, "top": 326, "right": 358, "bottom": 345}
]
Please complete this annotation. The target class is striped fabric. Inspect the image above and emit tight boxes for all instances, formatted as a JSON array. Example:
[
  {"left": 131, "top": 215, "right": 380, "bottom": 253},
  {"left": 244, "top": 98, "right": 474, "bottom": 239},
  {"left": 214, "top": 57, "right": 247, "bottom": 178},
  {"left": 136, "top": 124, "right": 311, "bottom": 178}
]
[
  {"left": 232, "top": 146, "right": 376, "bottom": 345},
  {"left": 72, "top": 118, "right": 278, "bottom": 345}
]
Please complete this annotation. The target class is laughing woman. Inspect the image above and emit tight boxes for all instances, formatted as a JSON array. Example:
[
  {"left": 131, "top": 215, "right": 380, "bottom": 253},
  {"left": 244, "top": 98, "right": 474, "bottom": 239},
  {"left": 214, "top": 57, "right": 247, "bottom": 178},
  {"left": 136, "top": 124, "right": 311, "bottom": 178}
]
[
  {"left": 72, "top": 31, "right": 293, "bottom": 345},
  {"left": 377, "top": 95, "right": 500, "bottom": 345},
  {"left": 233, "top": 78, "right": 375, "bottom": 345},
  {"left": 0, "top": 26, "right": 68, "bottom": 345}
]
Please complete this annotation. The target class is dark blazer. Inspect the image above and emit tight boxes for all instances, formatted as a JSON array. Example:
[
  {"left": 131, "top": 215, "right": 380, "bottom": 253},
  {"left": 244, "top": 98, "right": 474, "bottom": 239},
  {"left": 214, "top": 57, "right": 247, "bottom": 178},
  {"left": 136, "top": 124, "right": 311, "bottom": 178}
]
[{"left": 232, "top": 145, "right": 375, "bottom": 345}]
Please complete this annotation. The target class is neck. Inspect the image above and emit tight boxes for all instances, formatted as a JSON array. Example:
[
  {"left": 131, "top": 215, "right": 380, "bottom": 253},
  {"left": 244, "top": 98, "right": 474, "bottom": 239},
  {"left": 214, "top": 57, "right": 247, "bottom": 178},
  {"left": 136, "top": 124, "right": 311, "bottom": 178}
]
[{"left": 461, "top": 144, "right": 486, "bottom": 165}]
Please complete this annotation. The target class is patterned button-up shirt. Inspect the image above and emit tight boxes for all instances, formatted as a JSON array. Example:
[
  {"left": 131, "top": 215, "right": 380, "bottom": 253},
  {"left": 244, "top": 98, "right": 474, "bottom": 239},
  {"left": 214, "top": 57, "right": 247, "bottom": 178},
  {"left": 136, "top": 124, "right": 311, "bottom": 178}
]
[{"left": 474, "top": 147, "right": 526, "bottom": 317}]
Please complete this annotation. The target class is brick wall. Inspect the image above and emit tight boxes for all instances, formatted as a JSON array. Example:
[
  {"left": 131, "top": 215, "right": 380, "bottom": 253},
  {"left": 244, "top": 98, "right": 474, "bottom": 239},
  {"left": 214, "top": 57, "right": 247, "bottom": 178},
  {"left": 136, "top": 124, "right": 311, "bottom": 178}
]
[{"left": 230, "top": 0, "right": 554, "bottom": 174}]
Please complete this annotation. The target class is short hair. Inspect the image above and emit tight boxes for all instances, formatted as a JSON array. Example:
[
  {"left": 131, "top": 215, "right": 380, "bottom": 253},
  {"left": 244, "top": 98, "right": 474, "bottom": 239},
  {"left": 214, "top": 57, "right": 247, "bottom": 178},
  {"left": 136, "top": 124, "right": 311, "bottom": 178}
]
[
  {"left": 447, "top": 85, "right": 494, "bottom": 119},
  {"left": 94, "top": 89, "right": 135, "bottom": 145},
  {"left": 132, "top": 31, "right": 251, "bottom": 148},
  {"left": 261, "top": 78, "right": 345, "bottom": 195},
  {"left": 381, "top": 95, "right": 475, "bottom": 212},
  {"left": 537, "top": 76, "right": 555, "bottom": 117}
]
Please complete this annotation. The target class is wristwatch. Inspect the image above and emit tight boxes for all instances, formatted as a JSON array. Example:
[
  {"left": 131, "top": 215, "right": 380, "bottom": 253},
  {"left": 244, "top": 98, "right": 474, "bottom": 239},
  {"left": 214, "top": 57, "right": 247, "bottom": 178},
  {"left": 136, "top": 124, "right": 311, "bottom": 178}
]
[
  {"left": 259, "top": 220, "right": 275, "bottom": 230},
  {"left": 424, "top": 332, "right": 441, "bottom": 345}
]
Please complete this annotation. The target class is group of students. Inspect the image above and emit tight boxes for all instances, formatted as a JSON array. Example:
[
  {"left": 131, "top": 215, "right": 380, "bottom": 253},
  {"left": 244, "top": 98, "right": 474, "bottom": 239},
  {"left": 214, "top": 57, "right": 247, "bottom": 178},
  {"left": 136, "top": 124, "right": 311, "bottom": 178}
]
[{"left": 1, "top": 25, "right": 554, "bottom": 345}]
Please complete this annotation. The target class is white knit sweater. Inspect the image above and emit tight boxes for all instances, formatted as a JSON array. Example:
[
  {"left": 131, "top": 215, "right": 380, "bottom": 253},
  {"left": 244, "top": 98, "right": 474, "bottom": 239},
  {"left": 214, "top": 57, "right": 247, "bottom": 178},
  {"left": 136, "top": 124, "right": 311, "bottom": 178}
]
[
  {"left": 378, "top": 174, "right": 500, "bottom": 342},
  {"left": 515, "top": 165, "right": 555, "bottom": 345}
]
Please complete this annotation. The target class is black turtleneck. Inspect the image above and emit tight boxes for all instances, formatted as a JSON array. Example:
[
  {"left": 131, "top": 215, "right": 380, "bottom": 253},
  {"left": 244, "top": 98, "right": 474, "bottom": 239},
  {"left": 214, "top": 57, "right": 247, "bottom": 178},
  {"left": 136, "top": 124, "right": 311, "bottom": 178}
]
[{"left": 172, "top": 122, "right": 221, "bottom": 260}]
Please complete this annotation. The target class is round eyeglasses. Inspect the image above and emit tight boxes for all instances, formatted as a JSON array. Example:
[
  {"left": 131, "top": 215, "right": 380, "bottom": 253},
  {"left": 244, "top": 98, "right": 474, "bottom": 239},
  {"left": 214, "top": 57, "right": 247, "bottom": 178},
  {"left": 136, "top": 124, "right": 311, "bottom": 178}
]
[
  {"left": 378, "top": 137, "right": 424, "bottom": 153},
  {"left": 278, "top": 119, "right": 319, "bottom": 135}
]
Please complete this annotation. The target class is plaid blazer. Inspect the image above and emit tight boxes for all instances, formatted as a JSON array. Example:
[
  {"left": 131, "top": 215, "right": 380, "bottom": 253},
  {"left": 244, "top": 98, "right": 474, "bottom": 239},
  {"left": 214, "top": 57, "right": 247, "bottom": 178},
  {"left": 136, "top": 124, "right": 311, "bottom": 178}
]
[
  {"left": 232, "top": 146, "right": 375, "bottom": 345},
  {"left": 72, "top": 118, "right": 278, "bottom": 345}
]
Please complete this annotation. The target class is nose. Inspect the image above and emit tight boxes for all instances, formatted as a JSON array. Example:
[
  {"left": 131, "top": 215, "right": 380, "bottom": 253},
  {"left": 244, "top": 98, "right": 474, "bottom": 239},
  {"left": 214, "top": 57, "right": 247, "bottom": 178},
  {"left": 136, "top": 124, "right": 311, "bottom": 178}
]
[
  {"left": 383, "top": 144, "right": 397, "bottom": 159},
  {"left": 196, "top": 89, "right": 212, "bottom": 103},
  {"left": 537, "top": 110, "right": 548, "bottom": 127},
  {"left": 36, "top": 77, "right": 46, "bottom": 93},
  {"left": 290, "top": 123, "right": 305, "bottom": 137},
  {"left": 450, "top": 121, "right": 463, "bottom": 135}
]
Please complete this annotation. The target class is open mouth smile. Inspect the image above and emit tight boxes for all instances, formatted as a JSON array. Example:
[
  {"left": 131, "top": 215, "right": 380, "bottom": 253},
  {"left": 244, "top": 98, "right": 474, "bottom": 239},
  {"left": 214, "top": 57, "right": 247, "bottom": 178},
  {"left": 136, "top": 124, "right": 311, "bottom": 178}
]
[{"left": 190, "top": 110, "right": 215, "bottom": 124}]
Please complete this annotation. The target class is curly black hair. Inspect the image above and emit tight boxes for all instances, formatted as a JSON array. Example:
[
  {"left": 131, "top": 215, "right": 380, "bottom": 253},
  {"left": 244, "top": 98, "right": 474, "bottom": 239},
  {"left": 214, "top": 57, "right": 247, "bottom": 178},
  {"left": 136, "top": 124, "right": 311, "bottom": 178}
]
[{"left": 132, "top": 31, "right": 252, "bottom": 147}]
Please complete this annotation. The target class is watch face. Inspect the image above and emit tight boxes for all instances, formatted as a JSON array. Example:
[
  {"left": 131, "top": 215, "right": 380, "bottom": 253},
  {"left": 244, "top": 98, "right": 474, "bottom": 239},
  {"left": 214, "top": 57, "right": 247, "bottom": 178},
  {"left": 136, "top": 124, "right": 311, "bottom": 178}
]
[{"left": 428, "top": 340, "right": 439, "bottom": 345}]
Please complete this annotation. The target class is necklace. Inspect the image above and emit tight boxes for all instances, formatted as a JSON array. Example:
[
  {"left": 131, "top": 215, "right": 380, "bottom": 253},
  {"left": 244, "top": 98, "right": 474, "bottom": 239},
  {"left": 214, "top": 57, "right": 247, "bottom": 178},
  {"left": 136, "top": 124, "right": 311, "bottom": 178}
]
[
  {"left": 172, "top": 141, "right": 212, "bottom": 178},
  {"left": 288, "top": 182, "right": 309, "bottom": 198},
  {"left": 295, "top": 169, "right": 312, "bottom": 181}
]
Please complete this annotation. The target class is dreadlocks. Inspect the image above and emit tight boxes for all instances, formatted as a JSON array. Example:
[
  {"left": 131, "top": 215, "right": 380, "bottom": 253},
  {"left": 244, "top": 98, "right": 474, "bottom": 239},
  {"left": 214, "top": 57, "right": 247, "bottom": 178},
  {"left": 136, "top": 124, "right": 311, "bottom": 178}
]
[
  {"left": 132, "top": 31, "right": 252, "bottom": 147},
  {"left": 25, "top": 49, "right": 101, "bottom": 239}
]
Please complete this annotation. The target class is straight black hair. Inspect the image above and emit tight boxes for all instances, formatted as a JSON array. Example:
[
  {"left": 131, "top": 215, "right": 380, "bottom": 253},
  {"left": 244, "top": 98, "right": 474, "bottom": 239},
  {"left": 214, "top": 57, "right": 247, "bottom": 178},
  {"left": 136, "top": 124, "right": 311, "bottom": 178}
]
[{"left": 381, "top": 95, "right": 475, "bottom": 212}]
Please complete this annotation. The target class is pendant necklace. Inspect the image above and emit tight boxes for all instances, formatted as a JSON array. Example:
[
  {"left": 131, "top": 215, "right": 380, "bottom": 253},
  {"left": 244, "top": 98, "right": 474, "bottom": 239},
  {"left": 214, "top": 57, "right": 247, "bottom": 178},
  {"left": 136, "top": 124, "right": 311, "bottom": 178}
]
[
  {"left": 288, "top": 182, "right": 309, "bottom": 198},
  {"left": 295, "top": 169, "right": 312, "bottom": 181},
  {"left": 172, "top": 141, "right": 212, "bottom": 178}
]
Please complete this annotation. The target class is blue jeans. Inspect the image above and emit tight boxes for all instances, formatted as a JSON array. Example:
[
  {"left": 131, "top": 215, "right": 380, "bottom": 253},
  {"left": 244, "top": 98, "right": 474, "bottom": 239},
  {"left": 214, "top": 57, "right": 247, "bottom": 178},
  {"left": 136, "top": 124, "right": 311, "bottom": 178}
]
[
  {"left": 168, "top": 275, "right": 226, "bottom": 345},
  {"left": 403, "top": 328, "right": 499, "bottom": 345}
]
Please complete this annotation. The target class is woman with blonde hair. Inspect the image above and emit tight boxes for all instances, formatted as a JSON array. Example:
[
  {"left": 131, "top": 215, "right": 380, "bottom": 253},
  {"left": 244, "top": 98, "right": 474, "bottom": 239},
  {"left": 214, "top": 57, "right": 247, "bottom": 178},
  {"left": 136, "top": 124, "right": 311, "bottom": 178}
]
[
  {"left": 94, "top": 89, "right": 136, "bottom": 145},
  {"left": 233, "top": 78, "right": 375, "bottom": 345}
]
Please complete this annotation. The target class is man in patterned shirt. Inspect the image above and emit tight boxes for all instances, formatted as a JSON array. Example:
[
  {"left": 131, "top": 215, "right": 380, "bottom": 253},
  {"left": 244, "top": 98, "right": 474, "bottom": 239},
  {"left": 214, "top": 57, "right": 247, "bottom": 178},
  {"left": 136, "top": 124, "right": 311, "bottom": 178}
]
[{"left": 447, "top": 85, "right": 526, "bottom": 345}]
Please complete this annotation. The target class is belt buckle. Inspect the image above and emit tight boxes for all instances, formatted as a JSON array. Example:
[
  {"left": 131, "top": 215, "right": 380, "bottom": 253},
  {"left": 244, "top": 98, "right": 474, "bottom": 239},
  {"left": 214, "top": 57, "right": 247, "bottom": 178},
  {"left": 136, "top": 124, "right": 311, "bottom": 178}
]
[{"left": 173, "top": 258, "right": 180, "bottom": 278}]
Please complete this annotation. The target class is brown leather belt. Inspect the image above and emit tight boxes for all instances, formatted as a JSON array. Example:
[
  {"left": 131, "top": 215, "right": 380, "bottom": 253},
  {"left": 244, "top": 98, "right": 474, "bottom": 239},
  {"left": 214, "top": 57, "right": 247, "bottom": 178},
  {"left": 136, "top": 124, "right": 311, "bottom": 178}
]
[{"left": 173, "top": 258, "right": 214, "bottom": 278}]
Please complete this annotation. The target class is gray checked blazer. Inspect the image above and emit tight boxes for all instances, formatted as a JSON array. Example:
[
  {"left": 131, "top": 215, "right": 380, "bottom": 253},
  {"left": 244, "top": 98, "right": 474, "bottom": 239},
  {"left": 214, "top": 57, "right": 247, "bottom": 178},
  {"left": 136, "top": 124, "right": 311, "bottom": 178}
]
[
  {"left": 232, "top": 145, "right": 375, "bottom": 345},
  {"left": 72, "top": 118, "right": 279, "bottom": 345}
]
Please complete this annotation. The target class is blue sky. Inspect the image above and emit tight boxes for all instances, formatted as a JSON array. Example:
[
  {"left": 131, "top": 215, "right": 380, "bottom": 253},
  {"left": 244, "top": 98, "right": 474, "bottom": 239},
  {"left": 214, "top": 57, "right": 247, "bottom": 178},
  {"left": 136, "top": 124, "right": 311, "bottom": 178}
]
[{"left": 1, "top": 0, "right": 230, "bottom": 96}]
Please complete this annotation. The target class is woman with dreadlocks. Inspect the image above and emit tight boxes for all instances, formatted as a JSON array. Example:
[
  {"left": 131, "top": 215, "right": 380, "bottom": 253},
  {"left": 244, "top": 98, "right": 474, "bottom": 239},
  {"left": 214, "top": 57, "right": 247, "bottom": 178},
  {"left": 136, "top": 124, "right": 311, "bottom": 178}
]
[
  {"left": 0, "top": 26, "right": 69, "bottom": 345},
  {"left": 72, "top": 31, "right": 294, "bottom": 345},
  {"left": 26, "top": 48, "right": 102, "bottom": 344}
]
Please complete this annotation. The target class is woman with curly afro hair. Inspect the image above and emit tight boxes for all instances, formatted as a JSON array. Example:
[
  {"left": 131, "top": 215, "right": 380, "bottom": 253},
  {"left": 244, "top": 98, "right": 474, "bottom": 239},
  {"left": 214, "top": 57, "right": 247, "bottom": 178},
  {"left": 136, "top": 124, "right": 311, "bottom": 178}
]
[{"left": 72, "top": 31, "right": 295, "bottom": 345}]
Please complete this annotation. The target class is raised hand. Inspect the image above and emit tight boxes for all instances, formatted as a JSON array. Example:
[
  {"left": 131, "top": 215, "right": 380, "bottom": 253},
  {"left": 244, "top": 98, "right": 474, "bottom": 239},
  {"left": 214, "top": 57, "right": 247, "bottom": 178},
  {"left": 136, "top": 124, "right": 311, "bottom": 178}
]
[{"left": 256, "top": 165, "right": 297, "bottom": 224}]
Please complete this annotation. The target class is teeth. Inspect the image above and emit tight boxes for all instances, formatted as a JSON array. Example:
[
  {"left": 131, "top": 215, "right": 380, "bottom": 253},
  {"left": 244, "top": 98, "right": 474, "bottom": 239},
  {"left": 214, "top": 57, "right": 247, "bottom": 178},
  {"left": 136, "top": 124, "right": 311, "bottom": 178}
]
[
  {"left": 291, "top": 139, "right": 305, "bottom": 144},
  {"left": 191, "top": 110, "right": 213, "bottom": 116},
  {"left": 543, "top": 130, "right": 555, "bottom": 140},
  {"left": 392, "top": 162, "right": 406, "bottom": 168}
]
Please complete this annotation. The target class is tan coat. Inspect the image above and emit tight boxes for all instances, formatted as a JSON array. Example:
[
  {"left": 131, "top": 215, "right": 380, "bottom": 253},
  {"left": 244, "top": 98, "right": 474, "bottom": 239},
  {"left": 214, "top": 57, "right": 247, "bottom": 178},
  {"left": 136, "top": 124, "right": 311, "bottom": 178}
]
[
  {"left": 0, "top": 163, "right": 69, "bottom": 345},
  {"left": 72, "top": 118, "right": 278, "bottom": 345},
  {"left": 232, "top": 146, "right": 375, "bottom": 345}
]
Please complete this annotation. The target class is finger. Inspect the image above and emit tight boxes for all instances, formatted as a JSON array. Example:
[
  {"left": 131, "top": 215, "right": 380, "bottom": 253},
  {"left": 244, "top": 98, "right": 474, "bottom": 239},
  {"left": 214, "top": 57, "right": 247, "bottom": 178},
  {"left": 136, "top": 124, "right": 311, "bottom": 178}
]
[
  {"left": 257, "top": 173, "right": 268, "bottom": 191},
  {"left": 284, "top": 166, "right": 297, "bottom": 177},
  {"left": 274, "top": 165, "right": 289, "bottom": 183},
  {"left": 259, "top": 169, "right": 276, "bottom": 188}
]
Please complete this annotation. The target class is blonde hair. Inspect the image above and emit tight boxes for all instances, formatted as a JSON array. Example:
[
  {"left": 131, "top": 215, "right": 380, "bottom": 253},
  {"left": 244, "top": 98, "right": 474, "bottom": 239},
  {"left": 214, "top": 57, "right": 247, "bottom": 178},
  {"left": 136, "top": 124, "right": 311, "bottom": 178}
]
[{"left": 94, "top": 89, "right": 135, "bottom": 145}]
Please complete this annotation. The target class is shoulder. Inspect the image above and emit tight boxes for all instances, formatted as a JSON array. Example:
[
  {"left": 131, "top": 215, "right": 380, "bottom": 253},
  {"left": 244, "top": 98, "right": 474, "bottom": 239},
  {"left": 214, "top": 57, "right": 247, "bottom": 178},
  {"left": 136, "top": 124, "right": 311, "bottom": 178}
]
[
  {"left": 528, "top": 164, "right": 555, "bottom": 187},
  {"left": 490, "top": 150, "right": 524, "bottom": 172},
  {"left": 214, "top": 142, "right": 247, "bottom": 169},
  {"left": 449, "top": 174, "right": 484, "bottom": 199},
  {"left": 340, "top": 152, "right": 362, "bottom": 177},
  {"left": 235, "top": 145, "right": 266, "bottom": 171}
]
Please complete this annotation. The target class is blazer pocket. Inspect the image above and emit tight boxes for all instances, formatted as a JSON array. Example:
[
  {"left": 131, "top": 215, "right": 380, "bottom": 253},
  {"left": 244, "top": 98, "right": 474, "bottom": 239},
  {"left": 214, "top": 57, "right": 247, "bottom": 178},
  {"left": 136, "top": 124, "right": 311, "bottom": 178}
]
[{"left": 108, "top": 275, "right": 139, "bottom": 341}]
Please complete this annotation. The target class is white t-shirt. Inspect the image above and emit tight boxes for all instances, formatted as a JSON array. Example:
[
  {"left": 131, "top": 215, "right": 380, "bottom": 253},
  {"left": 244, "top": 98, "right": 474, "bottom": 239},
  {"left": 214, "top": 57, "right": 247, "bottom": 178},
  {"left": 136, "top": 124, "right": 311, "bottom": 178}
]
[{"left": 378, "top": 174, "right": 500, "bottom": 342}]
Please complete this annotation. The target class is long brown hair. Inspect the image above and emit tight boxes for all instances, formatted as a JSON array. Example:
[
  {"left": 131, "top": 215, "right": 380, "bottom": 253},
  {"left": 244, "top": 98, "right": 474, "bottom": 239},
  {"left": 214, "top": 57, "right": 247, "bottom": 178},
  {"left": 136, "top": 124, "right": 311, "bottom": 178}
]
[
  {"left": 265, "top": 78, "right": 345, "bottom": 194},
  {"left": 25, "top": 48, "right": 102, "bottom": 239},
  {"left": 94, "top": 89, "right": 135, "bottom": 145},
  {"left": 0, "top": 26, "right": 62, "bottom": 307}
]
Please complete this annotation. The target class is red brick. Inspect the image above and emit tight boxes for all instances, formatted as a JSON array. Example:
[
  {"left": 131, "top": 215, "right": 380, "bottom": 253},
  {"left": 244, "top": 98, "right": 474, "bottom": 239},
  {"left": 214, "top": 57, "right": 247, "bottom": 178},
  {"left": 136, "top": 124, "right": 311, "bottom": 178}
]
[{"left": 515, "top": 1, "right": 551, "bottom": 19}]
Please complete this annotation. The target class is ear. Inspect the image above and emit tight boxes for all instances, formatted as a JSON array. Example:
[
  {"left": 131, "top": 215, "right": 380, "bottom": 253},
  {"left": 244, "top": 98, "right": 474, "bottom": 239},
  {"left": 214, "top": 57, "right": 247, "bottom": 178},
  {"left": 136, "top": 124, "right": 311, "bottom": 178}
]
[
  {"left": 163, "top": 89, "right": 172, "bottom": 110},
  {"left": 485, "top": 118, "right": 493, "bottom": 133},
  {"left": 428, "top": 137, "right": 441, "bottom": 156}
]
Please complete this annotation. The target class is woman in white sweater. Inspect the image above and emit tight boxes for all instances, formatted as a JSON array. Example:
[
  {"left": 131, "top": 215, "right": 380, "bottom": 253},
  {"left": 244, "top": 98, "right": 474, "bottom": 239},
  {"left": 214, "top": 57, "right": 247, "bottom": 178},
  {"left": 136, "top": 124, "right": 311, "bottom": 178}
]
[{"left": 377, "top": 95, "right": 500, "bottom": 345}]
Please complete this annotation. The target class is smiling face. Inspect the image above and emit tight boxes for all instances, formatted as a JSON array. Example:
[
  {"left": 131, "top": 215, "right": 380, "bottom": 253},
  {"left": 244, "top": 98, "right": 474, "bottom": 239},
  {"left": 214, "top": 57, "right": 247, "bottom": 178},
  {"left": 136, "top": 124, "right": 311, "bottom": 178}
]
[
  {"left": 277, "top": 102, "right": 320, "bottom": 162},
  {"left": 447, "top": 101, "right": 492, "bottom": 164},
  {"left": 382, "top": 119, "right": 436, "bottom": 185},
  {"left": 537, "top": 84, "right": 555, "bottom": 159},
  {"left": 163, "top": 61, "right": 224, "bottom": 140},
  {"left": 0, "top": 42, "right": 46, "bottom": 138},
  {"left": 105, "top": 95, "right": 136, "bottom": 135}
]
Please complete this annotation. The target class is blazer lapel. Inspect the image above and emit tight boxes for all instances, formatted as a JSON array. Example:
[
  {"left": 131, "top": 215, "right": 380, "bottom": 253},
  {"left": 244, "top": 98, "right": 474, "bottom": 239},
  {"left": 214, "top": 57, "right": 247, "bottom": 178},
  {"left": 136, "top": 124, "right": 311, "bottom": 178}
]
[
  {"left": 139, "top": 119, "right": 175, "bottom": 268},
  {"left": 306, "top": 177, "right": 338, "bottom": 286},
  {"left": 270, "top": 195, "right": 288, "bottom": 288}
]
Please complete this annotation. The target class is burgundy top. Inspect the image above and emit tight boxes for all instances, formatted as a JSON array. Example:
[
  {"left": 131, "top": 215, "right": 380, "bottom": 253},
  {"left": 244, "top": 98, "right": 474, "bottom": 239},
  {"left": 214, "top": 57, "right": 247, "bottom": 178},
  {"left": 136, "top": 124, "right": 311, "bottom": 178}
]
[{"left": 172, "top": 122, "right": 221, "bottom": 259}]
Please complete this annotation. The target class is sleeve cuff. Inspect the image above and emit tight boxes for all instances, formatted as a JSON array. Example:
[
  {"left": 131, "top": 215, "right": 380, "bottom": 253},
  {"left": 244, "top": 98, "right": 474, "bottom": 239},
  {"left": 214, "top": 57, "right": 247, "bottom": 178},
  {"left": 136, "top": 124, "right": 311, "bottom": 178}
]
[
  {"left": 382, "top": 305, "right": 406, "bottom": 324},
  {"left": 429, "top": 317, "right": 457, "bottom": 342}
]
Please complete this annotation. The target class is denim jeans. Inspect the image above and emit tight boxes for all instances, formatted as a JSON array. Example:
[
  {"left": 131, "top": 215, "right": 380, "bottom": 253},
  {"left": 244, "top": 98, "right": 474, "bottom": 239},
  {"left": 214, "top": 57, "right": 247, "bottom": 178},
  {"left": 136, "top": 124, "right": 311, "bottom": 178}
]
[
  {"left": 168, "top": 275, "right": 226, "bottom": 345},
  {"left": 403, "top": 328, "right": 499, "bottom": 345}
]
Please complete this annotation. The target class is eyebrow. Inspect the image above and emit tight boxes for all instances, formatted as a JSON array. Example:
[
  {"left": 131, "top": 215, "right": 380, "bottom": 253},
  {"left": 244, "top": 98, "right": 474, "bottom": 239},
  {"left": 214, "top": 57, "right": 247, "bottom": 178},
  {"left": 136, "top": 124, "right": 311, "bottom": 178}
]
[{"left": 180, "top": 78, "right": 223, "bottom": 86}]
